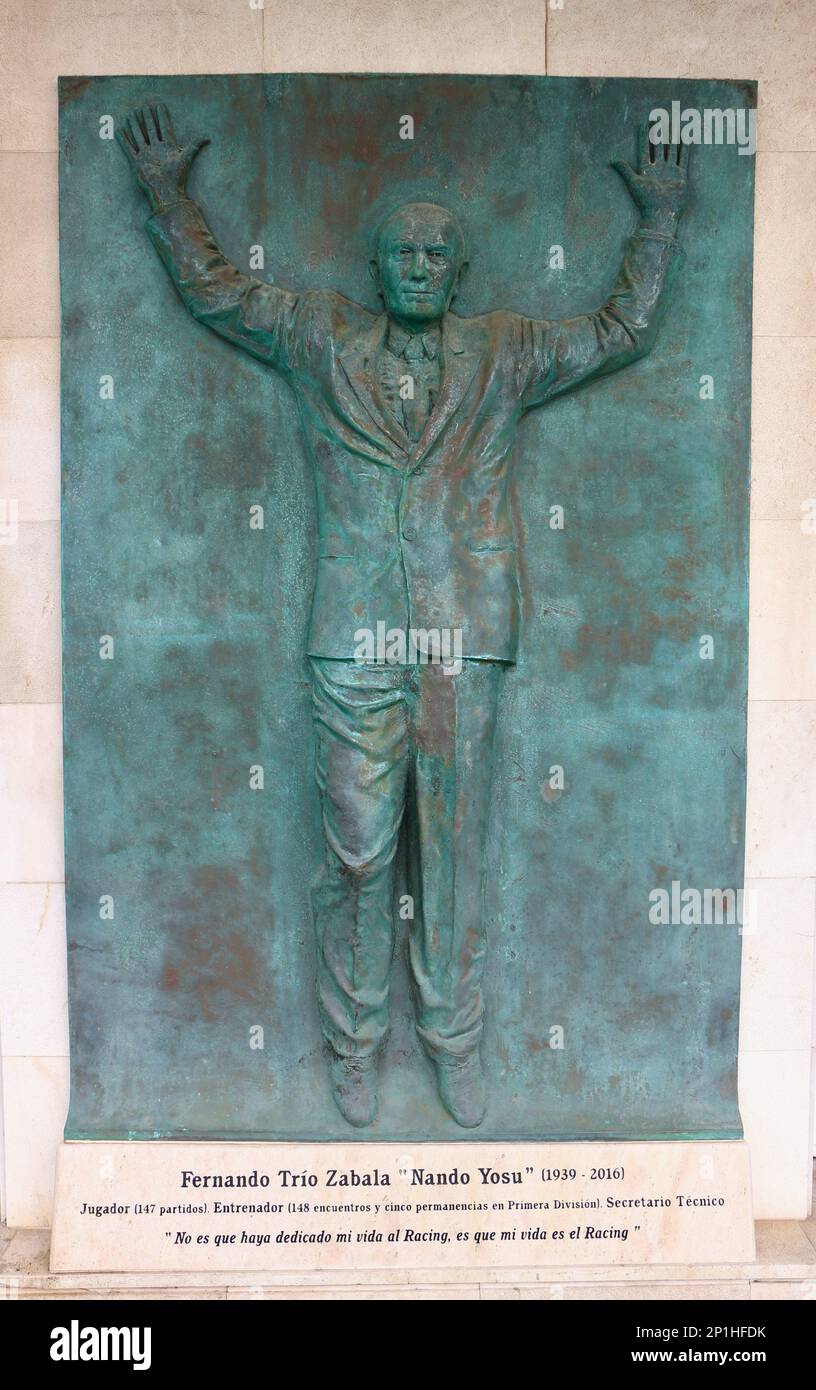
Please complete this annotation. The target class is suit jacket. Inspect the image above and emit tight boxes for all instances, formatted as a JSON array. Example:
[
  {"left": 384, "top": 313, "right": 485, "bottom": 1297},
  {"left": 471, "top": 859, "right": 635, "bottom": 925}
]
[{"left": 147, "top": 200, "right": 680, "bottom": 661}]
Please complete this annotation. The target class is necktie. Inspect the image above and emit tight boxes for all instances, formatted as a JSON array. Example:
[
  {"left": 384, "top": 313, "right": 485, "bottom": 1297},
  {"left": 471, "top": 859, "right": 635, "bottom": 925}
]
[{"left": 402, "top": 335, "right": 431, "bottom": 441}]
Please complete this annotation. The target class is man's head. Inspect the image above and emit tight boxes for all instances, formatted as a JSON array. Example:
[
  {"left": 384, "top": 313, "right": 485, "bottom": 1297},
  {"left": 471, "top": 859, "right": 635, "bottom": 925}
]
[{"left": 370, "top": 202, "right": 468, "bottom": 329}]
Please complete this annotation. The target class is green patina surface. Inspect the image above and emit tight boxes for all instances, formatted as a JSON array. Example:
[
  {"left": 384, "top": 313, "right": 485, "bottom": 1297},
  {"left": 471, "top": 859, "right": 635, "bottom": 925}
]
[{"left": 59, "top": 74, "right": 755, "bottom": 1140}]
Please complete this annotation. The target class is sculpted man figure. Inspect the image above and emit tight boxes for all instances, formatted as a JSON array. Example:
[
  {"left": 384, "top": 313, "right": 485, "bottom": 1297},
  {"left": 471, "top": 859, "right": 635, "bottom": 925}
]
[{"left": 118, "top": 104, "right": 688, "bottom": 1129}]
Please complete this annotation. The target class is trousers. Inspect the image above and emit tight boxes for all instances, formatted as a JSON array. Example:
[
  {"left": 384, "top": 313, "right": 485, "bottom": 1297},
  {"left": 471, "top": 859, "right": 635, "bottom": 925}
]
[{"left": 310, "top": 656, "right": 504, "bottom": 1061}]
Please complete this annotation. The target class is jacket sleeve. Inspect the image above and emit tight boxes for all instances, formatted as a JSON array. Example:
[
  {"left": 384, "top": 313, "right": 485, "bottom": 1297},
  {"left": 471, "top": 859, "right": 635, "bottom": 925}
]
[
  {"left": 145, "top": 198, "right": 302, "bottom": 377},
  {"left": 514, "top": 228, "right": 682, "bottom": 412}
]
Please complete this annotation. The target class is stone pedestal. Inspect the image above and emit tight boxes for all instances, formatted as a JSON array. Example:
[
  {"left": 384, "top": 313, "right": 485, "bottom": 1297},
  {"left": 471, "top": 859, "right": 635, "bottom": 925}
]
[{"left": 51, "top": 1139, "right": 755, "bottom": 1274}]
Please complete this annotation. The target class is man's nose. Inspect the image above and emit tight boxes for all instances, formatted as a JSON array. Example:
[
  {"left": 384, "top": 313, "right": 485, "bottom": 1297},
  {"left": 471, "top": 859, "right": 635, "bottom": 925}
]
[{"left": 409, "top": 251, "right": 429, "bottom": 280}]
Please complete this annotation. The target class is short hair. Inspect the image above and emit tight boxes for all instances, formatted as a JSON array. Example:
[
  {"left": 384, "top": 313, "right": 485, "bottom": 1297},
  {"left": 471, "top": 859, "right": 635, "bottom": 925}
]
[{"left": 374, "top": 202, "right": 467, "bottom": 264}]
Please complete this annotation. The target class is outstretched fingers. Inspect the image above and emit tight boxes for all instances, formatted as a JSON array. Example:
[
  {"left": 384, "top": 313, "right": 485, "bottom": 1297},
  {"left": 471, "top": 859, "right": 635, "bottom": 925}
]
[
  {"left": 116, "top": 114, "right": 139, "bottom": 155},
  {"left": 610, "top": 158, "right": 635, "bottom": 190},
  {"left": 116, "top": 110, "right": 146, "bottom": 153},
  {"left": 134, "top": 108, "right": 153, "bottom": 145},
  {"left": 117, "top": 105, "right": 178, "bottom": 153},
  {"left": 114, "top": 128, "right": 135, "bottom": 166},
  {"left": 639, "top": 121, "right": 690, "bottom": 170},
  {"left": 660, "top": 140, "right": 689, "bottom": 176},
  {"left": 637, "top": 121, "right": 653, "bottom": 168},
  {"left": 156, "top": 103, "right": 177, "bottom": 144},
  {"left": 178, "top": 135, "right": 209, "bottom": 178}
]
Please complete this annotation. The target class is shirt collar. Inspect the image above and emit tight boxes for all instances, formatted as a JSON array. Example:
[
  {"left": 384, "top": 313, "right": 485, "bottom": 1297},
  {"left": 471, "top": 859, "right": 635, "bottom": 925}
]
[{"left": 385, "top": 321, "right": 442, "bottom": 360}]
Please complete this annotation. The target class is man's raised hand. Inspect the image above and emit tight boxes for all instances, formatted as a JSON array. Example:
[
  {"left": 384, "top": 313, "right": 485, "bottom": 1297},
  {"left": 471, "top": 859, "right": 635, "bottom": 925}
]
[
  {"left": 116, "top": 105, "right": 209, "bottom": 215},
  {"left": 611, "top": 123, "right": 689, "bottom": 238}
]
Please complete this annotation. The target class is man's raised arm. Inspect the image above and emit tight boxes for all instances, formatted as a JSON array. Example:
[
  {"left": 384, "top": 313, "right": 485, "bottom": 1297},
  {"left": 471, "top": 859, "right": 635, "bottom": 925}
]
[
  {"left": 116, "top": 105, "right": 300, "bottom": 374},
  {"left": 517, "top": 127, "right": 689, "bottom": 411}
]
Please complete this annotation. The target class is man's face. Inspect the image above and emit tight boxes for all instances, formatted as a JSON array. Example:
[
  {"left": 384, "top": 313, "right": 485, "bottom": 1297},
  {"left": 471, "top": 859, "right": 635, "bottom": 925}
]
[{"left": 373, "top": 205, "right": 466, "bottom": 328}]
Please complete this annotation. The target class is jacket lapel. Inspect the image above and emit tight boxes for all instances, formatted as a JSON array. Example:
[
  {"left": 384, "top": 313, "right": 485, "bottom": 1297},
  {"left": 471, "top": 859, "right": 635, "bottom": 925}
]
[
  {"left": 411, "top": 314, "right": 481, "bottom": 465},
  {"left": 337, "top": 315, "right": 410, "bottom": 456}
]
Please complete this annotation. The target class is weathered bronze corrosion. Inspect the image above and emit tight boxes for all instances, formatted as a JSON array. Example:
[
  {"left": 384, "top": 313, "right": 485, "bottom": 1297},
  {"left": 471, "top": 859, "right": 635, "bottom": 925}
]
[{"left": 118, "top": 102, "right": 687, "bottom": 1128}]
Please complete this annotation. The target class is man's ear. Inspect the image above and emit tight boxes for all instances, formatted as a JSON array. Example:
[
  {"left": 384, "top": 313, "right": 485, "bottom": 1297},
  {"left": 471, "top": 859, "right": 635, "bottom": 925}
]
[
  {"left": 452, "top": 259, "right": 470, "bottom": 302},
  {"left": 369, "top": 258, "right": 382, "bottom": 298}
]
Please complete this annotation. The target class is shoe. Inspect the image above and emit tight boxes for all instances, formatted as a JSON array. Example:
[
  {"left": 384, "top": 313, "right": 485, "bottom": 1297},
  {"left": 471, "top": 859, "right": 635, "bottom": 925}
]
[
  {"left": 330, "top": 1055, "right": 378, "bottom": 1128},
  {"left": 435, "top": 1052, "right": 486, "bottom": 1128}
]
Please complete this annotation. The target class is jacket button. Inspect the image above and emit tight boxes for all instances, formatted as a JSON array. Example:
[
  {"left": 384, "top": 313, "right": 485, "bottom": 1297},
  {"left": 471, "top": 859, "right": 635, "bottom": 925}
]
[{"left": 402, "top": 526, "right": 417, "bottom": 541}]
